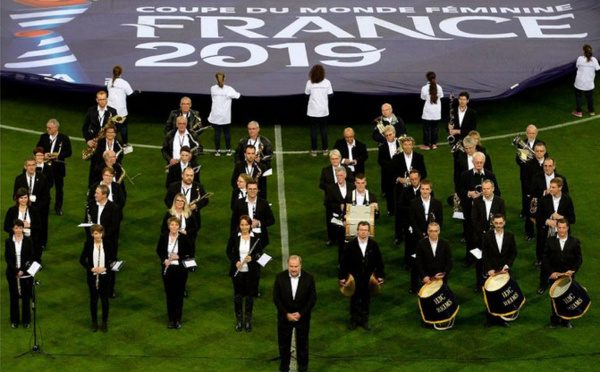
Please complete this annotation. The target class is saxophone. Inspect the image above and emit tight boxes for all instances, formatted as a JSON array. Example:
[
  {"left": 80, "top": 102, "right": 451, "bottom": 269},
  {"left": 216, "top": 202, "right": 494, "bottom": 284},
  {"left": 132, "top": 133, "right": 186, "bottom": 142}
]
[
  {"left": 117, "top": 167, "right": 127, "bottom": 184},
  {"left": 82, "top": 128, "right": 107, "bottom": 161}
]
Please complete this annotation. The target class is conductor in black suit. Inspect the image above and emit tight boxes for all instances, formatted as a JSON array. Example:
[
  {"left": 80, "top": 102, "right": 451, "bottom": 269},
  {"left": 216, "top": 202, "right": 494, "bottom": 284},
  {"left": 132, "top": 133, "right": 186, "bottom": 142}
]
[
  {"left": 415, "top": 222, "right": 452, "bottom": 285},
  {"left": 273, "top": 255, "right": 317, "bottom": 372},
  {"left": 37, "top": 118, "right": 72, "bottom": 215},
  {"left": 339, "top": 221, "right": 385, "bottom": 331},
  {"left": 543, "top": 219, "right": 582, "bottom": 329},
  {"left": 536, "top": 178, "right": 575, "bottom": 294},
  {"left": 481, "top": 214, "right": 517, "bottom": 327},
  {"left": 333, "top": 127, "right": 368, "bottom": 176}
]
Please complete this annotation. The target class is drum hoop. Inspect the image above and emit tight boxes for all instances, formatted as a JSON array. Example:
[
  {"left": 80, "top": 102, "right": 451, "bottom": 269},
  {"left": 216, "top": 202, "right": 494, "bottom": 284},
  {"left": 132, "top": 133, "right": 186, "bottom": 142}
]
[
  {"left": 418, "top": 279, "right": 443, "bottom": 298},
  {"left": 418, "top": 299, "right": 460, "bottom": 325},
  {"left": 551, "top": 298, "right": 592, "bottom": 320},
  {"left": 484, "top": 272, "right": 510, "bottom": 292},
  {"left": 482, "top": 287, "right": 526, "bottom": 317}
]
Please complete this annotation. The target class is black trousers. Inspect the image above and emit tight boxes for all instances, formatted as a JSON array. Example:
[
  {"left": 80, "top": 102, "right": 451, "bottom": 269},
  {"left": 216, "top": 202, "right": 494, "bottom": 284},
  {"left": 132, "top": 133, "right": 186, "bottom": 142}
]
[
  {"left": 278, "top": 319, "right": 311, "bottom": 372},
  {"left": 350, "top": 280, "right": 371, "bottom": 324},
  {"left": 7, "top": 274, "right": 33, "bottom": 324},
  {"left": 87, "top": 273, "right": 110, "bottom": 323},
  {"left": 162, "top": 265, "right": 188, "bottom": 323}
]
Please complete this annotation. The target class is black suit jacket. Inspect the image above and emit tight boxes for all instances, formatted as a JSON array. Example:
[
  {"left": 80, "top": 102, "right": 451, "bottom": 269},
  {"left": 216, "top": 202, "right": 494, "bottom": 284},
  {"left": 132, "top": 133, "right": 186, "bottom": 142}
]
[
  {"left": 36, "top": 132, "right": 73, "bottom": 177},
  {"left": 536, "top": 193, "right": 576, "bottom": 230},
  {"left": 156, "top": 232, "right": 194, "bottom": 267},
  {"left": 409, "top": 197, "right": 443, "bottom": 239},
  {"left": 5, "top": 236, "right": 35, "bottom": 277},
  {"left": 371, "top": 116, "right": 406, "bottom": 144},
  {"left": 530, "top": 172, "right": 569, "bottom": 199},
  {"left": 457, "top": 169, "right": 501, "bottom": 202},
  {"left": 455, "top": 150, "right": 493, "bottom": 187},
  {"left": 389, "top": 151, "right": 427, "bottom": 182},
  {"left": 516, "top": 138, "right": 544, "bottom": 179},
  {"left": 79, "top": 239, "right": 117, "bottom": 276},
  {"left": 471, "top": 196, "right": 506, "bottom": 244},
  {"left": 273, "top": 269, "right": 317, "bottom": 323},
  {"left": 35, "top": 164, "right": 54, "bottom": 189},
  {"left": 523, "top": 157, "right": 547, "bottom": 196},
  {"left": 161, "top": 130, "right": 201, "bottom": 163},
  {"left": 164, "top": 181, "right": 208, "bottom": 222},
  {"left": 4, "top": 206, "right": 41, "bottom": 242},
  {"left": 454, "top": 107, "right": 477, "bottom": 140},
  {"left": 325, "top": 183, "right": 355, "bottom": 212},
  {"left": 231, "top": 162, "right": 266, "bottom": 188},
  {"left": 481, "top": 230, "right": 517, "bottom": 273},
  {"left": 82, "top": 105, "right": 118, "bottom": 141},
  {"left": 333, "top": 139, "right": 368, "bottom": 175},
  {"left": 165, "top": 109, "right": 201, "bottom": 134},
  {"left": 165, "top": 161, "right": 200, "bottom": 189},
  {"left": 93, "top": 138, "right": 124, "bottom": 165},
  {"left": 235, "top": 135, "right": 274, "bottom": 169},
  {"left": 230, "top": 197, "right": 275, "bottom": 247},
  {"left": 226, "top": 233, "right": 262, "bottom": 278},
  {"left": 543, "top": 235, "right": 582, "bottom": 274},
  {"left": 377, "top": 140, "right": 401, "bottom": 170},
  {"left": 339, "top": 238, "right": 385, "bottom": 283},
  {"left": 88, "top": 182, "right": 126, "bottom": 212},
  {"left": 415, "top": 238, "right": 452, "bottom": 280},
  {"left": 319, "top": 165, "right": 354, "bottom": 192},
  {"left": 87, "top": 201, "right": 121, "bottom": 245},
  {"left": 14, "top": 172, "right": 51, "bottom": 210},
  {"left": 161, "top": 211, "right": 198, "bottom": 255}
]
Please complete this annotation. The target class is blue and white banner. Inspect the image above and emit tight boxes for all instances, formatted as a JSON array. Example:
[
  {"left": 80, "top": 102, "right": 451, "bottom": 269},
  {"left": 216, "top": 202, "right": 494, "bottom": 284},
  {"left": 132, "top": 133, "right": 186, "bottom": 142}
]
[{"left": 2, "top": 0, "right": 599, "bottom": 98}]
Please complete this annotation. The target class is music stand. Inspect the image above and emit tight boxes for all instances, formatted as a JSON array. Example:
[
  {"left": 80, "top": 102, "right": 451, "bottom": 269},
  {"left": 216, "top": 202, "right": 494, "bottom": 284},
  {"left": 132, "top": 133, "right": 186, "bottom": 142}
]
[{"left": 15, "top": 263, "right": 53, "bottom": 359}]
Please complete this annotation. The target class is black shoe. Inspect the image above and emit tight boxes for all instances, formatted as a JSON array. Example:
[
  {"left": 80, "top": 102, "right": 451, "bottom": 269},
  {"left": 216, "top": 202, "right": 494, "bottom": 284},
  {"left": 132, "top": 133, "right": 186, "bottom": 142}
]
[
  {"left": 110, "top": 293, "right": 117, "bottom": 299},
  {"left": 525, "top": 235, "right": 534, "bottom": 241},
  {"left": 562, "top": 322, "right": 573, "bottom": 329},
  {"left": 394, "top": 239, "right": 401, "bottom": 245},
  {"left": 326, "top": 240, "right": 335, "bottom": 247},
  {"left": 23, "top": 323, "right": 30, "bottom": 329},
  {"left": 11, "top": 323, "right": 18, "bottom": 329},
  {"left": 348, "top": 322, "right": 357, "bottom": 330},
  {"left": 534, "top": 261, "right": 542, "bottom": 266},
  {"left": 537, "top": 287, "right": 546, "bottom": 295},
  {"left": 183, "top": 290, "right": 188, "bottom": 298},
  {"left": 175, "top": 322, "right": 182, "bottom": 329},
  {"left": 362, "top": 323, "right": 371, "bottom": 331},
  {"left": 167, "top": 321, "right": 175, "bottom": 329},
  {"left": 92, "top": 322, "right": 99, "bottom": 332},
  {"left": 408, "top": 288, "right": 416, "bottom": 294},
  {"left": 484, "top": 322, "right": 493, "bottom": 328},
  {"left": 387, "top": 211, "right": 394, "bottom": 217},
  {"left": 547, "top": 323, "right": 558, "bottom": 329},
  {"left": 501, "top": 321, "right": 510, "bottom": 328},
  {"left": 101, "top": 322, "right": 108, "bottom": 333},
  {"left": 235, "top": 322, "right": 243, "bottom": 332},
  {"left": 460, "top": 238, "right": 467, "bottom": 243},
  {"left": 55, "top": 209, "right": 64, "bottom": 216},
  {"left": 245, "top": 322, "right": 252, "bottom": 332}
]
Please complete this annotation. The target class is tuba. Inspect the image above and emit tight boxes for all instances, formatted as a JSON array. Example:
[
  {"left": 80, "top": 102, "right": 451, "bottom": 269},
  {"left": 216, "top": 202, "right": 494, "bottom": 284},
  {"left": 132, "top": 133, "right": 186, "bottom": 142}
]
[{"left": 512, "top": 134, "right": 535, "bottom": 164}]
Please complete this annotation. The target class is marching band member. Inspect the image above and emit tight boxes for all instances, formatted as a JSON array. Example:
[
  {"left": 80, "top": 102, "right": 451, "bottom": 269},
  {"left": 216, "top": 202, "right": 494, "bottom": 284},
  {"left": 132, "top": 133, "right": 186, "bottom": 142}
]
[
  {"left": 80, "top": 224, "right": 116, "bottom": 332},
  {"left": 83, "top": 91, "right": 117, "bottom": 186},
  {"left": 226, "top": 215, "right": 262, "bottom": 332},
  {"left": 87, "top": 167, "right": 126, "bottom": 214},
  {"left": 161, "top": 193, "right": 198, "bottom": 256},
  {"left": 36, "top": 118, "right": 72, "bottom": 216},
  {"left": 165, "top": 146, "right": 200, "bottom": 189},
  {"left": 165, "top": 167, "right": 209, "bottom": 230},
  {"left": 395, "top": 170, "right": 422, "bottom": 247},
  {"left": 234, "top": 121, "right": 273, "bottom": 169},
  {"left": 339, "top": 221, "right": 385, "bottom": 331},
  {"left": 162, "top": 116, "right": 201, "bottom": 166},
  {"left": 481, "top": 214, "right": 517, "bottom": 328},
  {"left": 231, "top": 174, "right": 252, "bottom": 211},
  {"left": 91, "top": 150, "right": 126, "bottom": 198},
  {"left": 333, "top": 127, "right": 368, "bottom": 176},
  {"left": 157, "top": 217, "right": 193, "bottom": 329},
  {"left": 164, "top": 96, "right": 201, "bottom": 135},
  {"left": 231, "top": 145, "right": 267, "bottom": 200},
  {"left": 5, "top": 219, "right": 35, "bottom": 329},
  {"left": 377, "top": 125, "right": 401, "bottom": 215},
  {"left": 523, "top": 142, "right": 548, "bottom": 242},
  {"left": 536, "top": 178, "right": 575, "bottom": 295},
  {"left": 325, "top": 166, "right": 355, "bottom": 263},
  {"left": 371, "top": 103, "right": 406, "bottom": 144},
  {"left": 230, "top": 180, "right": 275, "bottom": 248}
]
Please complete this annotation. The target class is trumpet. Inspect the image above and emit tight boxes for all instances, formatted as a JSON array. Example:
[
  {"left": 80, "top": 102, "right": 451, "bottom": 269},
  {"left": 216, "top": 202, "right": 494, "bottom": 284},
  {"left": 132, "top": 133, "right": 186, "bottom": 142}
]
[
  {"left": 82, "top": 128, "right": 107, "bottom": 160},
  {"left": 512, "top": 134, "right": 535, "bottom": 163}
]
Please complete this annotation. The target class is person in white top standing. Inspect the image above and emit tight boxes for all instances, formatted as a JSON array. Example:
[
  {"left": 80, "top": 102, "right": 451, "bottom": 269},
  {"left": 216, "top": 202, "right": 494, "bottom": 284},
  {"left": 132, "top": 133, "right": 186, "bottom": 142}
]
[
  {"left": 106, "top": 65, "right": 140, "bottom": 147},
  {"left": 573, "top": 44, "right": 600, "bottom": 117},
  {"left": 420, "top": 71, "right": 444, "bottom": 150},
  {"left": 208, "top": 72, "right": 241, "bottom": 157},
  {"left": 305, "top": 64, "right": 333, "bottom": 156}
]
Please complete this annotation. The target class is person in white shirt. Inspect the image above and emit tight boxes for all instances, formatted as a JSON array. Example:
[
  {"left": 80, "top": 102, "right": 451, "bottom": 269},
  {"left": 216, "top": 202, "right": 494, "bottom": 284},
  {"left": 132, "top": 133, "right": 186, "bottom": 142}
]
[
  {"left": 208, "top": 72, "right": 241, "bottom": 156},
  {"left": 420, "top": 71, "right": 444, "bottom": 150},
  {"left": 573, "top": 44, "right": 600, "bottom": 117},
  {"left": 305, "top": 64, "right": 333, "bottom": 156},
  {"left": 106, "top": 65, "right": 140, "bottom": 146}
]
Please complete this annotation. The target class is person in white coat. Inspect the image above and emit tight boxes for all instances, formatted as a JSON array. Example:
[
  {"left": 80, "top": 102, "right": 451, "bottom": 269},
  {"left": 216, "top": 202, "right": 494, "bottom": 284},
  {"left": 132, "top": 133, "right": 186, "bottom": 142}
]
[{"left": 208, "top": 72, "right": 241, "bottom": 156}]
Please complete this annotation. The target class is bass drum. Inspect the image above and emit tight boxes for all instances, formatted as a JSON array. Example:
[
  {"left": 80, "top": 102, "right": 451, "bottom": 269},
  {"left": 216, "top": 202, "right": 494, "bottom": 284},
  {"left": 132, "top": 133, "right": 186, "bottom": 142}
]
[
  {"left": 550, "top": 276, "right": 591, "bottom": 320},
  {"left": 418, "top": 279, "right": 460, "bottom": 330},
  {"left": 483, "top": 272, "right": 526, "bottom": 321}
]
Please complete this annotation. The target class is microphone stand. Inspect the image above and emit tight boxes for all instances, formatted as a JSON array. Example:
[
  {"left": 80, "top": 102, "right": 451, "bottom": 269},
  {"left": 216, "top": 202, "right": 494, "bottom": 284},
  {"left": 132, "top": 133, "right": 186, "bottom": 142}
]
[{"left": 15, "top": 280, "right": 54, "bottom": 359}]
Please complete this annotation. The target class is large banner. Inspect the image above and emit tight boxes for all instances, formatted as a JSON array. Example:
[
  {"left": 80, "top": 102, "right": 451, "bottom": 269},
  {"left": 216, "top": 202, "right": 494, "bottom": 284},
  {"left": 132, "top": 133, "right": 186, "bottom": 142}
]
[{"left": 2, "top": 0, "right": 599, "bottom": 98}]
